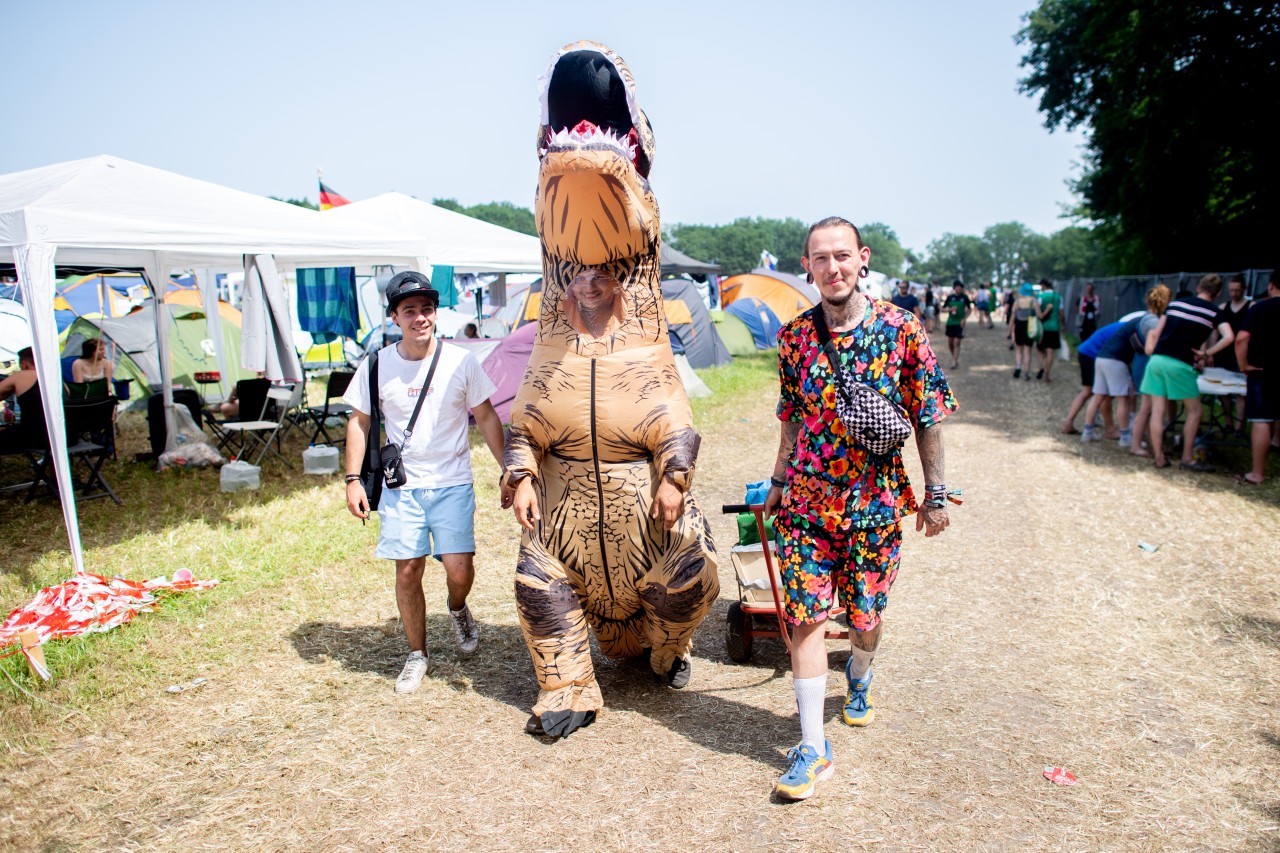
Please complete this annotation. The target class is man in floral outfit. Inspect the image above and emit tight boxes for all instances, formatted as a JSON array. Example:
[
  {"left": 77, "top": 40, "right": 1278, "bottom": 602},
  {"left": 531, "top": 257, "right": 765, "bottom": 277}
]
[{"left": 763, "top": 217, "right": 957, "bottom": 800}]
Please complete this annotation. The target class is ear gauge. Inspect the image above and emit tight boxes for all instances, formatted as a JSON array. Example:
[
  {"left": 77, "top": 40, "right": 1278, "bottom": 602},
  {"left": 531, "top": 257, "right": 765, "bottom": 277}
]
[{"left": 859, "top": 265, "right": 870, "bottom": 279}]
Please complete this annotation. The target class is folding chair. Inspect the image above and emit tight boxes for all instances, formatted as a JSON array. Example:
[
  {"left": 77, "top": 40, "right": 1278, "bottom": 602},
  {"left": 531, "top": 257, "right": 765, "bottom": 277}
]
[
  {"left": 63, "top": 396, "right": 122, "bottom": 505},
  {"left": 63, "top": 378, "right": 110, "bottom": 400},
  {"left": 219, "top": 385, "right": 296, "bottom": 467},
  {"left": 276, "top": 382, "right": 308, "bottom": 446},
  {"left": 205, "top": 378, "right": 269, "bottom": 453},
  {"left": 302, "top": 370, "right": 354, "bottom": 446}
]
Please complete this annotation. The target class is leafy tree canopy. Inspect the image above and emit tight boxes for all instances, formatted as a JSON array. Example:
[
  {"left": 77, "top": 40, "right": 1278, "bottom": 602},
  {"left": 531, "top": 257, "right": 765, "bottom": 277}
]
[
  {"left": 271, "top": 196, "right": 318, "bottom": 210},
  {"left": 433, "top": 198, "right": 537, "bottom": 236},
  {"left": 910, "top": 222, "right": 1112, "bottom": 285},
  {"left": 667, "top": 217, "right": 808, "bottom": 277},
  {"left": 1018, "top": 0, "right": 1280, "bottom": 270},
  {"left": 859, "top": 222, "right": 907, "bottom": 277}
]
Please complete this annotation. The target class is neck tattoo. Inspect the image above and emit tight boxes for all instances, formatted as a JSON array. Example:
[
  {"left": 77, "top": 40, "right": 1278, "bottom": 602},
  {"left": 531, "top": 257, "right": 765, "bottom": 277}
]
[{"left": 823, "top": 291, "right": 867, "bottom": 333}]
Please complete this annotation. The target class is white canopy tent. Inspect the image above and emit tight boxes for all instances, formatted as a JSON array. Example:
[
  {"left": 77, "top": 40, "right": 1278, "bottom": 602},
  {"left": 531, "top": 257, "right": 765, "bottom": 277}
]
[
  {"left": 0, "top": 154, "right": 432, "bottom": 575},
  {"left": 329, "top": 192, "right": 543, "bottom": 311},
  {"left": 328, "top": 192, "right": 542, "bottom": 274}
]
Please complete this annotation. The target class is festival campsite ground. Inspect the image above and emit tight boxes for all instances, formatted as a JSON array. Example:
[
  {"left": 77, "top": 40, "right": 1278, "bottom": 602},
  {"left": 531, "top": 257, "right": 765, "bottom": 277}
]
[{"left": 1, "top": 329, "right": 1277, "bottom": 851}]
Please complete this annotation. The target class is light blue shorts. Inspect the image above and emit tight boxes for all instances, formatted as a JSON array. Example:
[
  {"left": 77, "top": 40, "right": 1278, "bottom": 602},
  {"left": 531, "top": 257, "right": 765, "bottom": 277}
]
[{"left": 376, "top": 483, "right": 476, "bottom": 560}]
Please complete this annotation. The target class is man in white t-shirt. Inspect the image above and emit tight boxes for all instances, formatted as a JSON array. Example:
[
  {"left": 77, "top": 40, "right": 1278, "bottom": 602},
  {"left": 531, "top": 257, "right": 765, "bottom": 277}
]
[{"left": 343, "top": 271, "right": 507, "bottom": 694}]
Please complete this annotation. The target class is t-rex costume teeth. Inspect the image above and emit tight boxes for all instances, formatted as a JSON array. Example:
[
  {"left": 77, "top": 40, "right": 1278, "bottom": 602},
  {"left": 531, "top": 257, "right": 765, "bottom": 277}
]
[{"left": 505, "top": 41, "right": 720, "bottom": 738}]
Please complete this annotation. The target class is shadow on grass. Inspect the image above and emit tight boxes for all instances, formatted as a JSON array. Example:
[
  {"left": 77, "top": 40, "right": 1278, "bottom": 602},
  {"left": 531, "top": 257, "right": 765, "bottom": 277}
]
[
  {"left": 1219, "top": 612, "right": 1280, "bottom": 649},
  {"left": 289, "top": 597, "right": 842, "bottom": 771}
]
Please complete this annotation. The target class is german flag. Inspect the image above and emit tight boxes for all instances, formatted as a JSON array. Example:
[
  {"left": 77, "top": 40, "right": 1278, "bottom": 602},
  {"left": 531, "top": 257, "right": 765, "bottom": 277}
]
[{"left": 318, "top": 181, "right": 350, "bottom": 210}]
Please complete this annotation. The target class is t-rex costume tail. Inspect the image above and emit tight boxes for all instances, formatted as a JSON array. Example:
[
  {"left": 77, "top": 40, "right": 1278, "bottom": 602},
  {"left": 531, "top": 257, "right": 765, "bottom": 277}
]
[{"left": 503, "top": 41, "right": 719, "bottom": 738}]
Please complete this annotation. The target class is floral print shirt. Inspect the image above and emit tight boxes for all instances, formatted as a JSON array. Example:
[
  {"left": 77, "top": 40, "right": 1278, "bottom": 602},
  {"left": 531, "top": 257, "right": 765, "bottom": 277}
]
[{"left": 776, "top": 300, "right": 958, "bottom": 532}]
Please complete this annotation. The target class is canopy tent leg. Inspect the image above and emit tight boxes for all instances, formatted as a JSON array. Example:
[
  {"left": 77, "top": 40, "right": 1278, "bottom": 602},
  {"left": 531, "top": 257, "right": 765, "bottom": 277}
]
[{"left": 15, "top": 242, "right": 87, "bottom": 576}]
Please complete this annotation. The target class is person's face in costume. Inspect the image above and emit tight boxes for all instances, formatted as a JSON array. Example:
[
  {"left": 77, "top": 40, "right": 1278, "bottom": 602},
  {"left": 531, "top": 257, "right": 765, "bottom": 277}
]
[
  {"left": 391, "top": 295, "right": 437, "bottom": 345},
  {"left": 802, "top": 225, "right": 871, "bottom": 308},
  {"left": 570, "top": 269, "right": 619, "bottom": 313}
]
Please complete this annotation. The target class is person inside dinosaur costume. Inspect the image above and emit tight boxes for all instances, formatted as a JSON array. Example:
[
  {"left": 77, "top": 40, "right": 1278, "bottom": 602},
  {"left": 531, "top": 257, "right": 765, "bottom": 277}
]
[{"left": 503, "top": 41, "right": 720, "bottom": 739}]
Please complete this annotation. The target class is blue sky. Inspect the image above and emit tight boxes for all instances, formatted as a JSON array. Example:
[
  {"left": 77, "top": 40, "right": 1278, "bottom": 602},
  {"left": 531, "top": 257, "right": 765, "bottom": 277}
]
[{"left": 3, "top": 0, "right": 1084, "bottom": 256}]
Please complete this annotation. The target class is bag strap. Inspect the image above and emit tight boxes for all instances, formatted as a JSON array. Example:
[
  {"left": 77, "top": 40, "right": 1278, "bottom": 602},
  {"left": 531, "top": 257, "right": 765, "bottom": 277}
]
[
  {"left": 401, "top": 341, "right": 443, "bottom": 445},
  {"left": 365, "top": 349, "right": 381, "bottom": 472},
  {"left": 809, "top": 306, "right": 855, "bottom": 407}
]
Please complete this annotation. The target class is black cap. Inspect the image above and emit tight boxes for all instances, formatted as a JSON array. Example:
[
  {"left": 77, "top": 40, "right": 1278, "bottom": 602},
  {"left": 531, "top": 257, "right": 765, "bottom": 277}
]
[{"left": 386, "top": 271, "right": 440, "bottom": 311}]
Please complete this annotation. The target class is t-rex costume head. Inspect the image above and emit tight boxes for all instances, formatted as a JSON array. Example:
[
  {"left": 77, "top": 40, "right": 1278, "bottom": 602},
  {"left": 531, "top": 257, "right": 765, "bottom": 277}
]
[
  {"left": 534, "top": 40, "right": 664, "bottom": 355},
  {"left": 504, "top": 42, "right": 719, "bottom": 739}
]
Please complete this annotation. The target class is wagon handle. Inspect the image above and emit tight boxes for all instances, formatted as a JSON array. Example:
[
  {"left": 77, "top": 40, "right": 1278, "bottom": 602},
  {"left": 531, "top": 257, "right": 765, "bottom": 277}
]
[{"left": 721, "top": 503, "right": 792, "bottom": 652}]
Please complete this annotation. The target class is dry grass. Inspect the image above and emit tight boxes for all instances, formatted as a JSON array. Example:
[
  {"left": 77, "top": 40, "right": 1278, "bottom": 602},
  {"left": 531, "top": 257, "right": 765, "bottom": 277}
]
[{"left": 1, "top": 334, "right": 1277, "bottom": 851}]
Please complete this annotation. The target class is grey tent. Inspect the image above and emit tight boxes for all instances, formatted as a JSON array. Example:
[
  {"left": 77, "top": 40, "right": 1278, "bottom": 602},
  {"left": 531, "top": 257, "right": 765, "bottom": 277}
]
[
  {"left": 662, "top": 277, "right": 733, "bottom": 369},
  {"left": 661, "top": 245, "right": 721, "bottom": 276}
]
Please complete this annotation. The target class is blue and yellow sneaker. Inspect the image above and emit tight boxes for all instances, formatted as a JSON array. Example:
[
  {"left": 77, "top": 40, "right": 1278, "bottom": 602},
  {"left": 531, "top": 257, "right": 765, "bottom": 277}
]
[
  {"left": 774, "top": 740, "right": 835, "bottom": 801},
  {"left": 842, "top": 660, "right": 875, "bottom": 727}
]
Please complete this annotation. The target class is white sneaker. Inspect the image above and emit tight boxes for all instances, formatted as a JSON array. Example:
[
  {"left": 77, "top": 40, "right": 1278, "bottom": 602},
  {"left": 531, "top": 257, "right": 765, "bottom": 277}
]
[
  {"left": 1081, "top": 425, "right": 1094, "bottom": 443},
  {"left": 449, "top": 602, "right": 480, "bottom": 657},
  {"left": 395, "top": 651, "right": 431, "bottom": 694}
]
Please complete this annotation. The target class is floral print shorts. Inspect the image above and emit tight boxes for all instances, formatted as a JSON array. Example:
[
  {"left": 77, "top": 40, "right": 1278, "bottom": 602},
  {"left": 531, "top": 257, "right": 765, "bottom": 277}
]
[{"left": 774, "top": 518, "right": 901, "bottom": 630}]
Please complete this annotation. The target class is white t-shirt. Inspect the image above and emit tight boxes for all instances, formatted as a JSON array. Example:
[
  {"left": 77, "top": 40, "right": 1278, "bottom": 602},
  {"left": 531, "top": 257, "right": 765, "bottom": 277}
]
[{"left": 344, "top": 341, "right": 497, "bottom": 490}]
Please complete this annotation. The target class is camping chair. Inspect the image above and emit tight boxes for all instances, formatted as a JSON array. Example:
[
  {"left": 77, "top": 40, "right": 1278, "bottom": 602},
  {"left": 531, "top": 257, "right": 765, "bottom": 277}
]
[
  {"left": 62, "top": 396, "right": 122, "bottom": 505},
  {"left": 301, "top": 370, "right": 354, "bottom": 446},
  {"left": 205, "top": 378, "right": 269, "bottom": 453},
  {"left": 218, "top": 385, "right": 295, "bottom": 467},
  {"left": 275, "top": 382, "right": 308, "bottom": 446},
  {"left": 63, "top": 378, "right": 110, "bottom": 400}
]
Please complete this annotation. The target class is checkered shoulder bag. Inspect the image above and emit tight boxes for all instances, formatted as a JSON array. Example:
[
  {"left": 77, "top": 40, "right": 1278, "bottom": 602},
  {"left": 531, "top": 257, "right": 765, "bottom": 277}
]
[{"left": 810, "top": 306, "right": 912, "bottom": 455}]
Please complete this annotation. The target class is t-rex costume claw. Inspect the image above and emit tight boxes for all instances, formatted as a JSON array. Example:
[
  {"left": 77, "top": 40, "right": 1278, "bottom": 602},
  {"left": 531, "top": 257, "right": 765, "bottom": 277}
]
[{"left": 504, "top": 41, "right": 719, "bottom": 739}]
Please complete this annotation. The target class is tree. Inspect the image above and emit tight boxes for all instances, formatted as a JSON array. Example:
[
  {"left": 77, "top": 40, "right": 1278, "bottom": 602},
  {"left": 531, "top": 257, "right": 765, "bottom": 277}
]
[
  {"left": 983, "top": 222, "right": 1045, "bottom": 286},
  {"left": 667, "top": 217, "right": 808, "bottom": 277},
  {"left": 433, "top": 198, "right": 537, "bottom": 236},
  {"left": 1019, "top": 1, "right": 1280, "bottom": 270},
  {"left": 1029, "top": 226, "right": 1112, "bottom": 280},
  {"left": 918, "top": 233, "right": 992, "bottom": 284},
  {"left": 859, "top": 222, "right": 907, "bottom": 277},
  {"left": 271, "top": 196, "right": 318, "bottom": 210}
]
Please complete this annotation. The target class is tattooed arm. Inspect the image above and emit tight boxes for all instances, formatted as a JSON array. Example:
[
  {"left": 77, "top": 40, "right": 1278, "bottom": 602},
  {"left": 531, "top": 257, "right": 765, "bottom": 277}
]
[
  {"left": 914, "top": 422, "right": 949, "bottom": 537},
  {"left": 763, "top": 420, "right": 801, "bottom": 519}
]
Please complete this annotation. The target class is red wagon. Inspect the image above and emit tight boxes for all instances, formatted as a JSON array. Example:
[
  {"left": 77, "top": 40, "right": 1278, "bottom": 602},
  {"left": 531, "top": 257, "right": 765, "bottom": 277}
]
[{"left": 720, "top": 503, "right": 848, "bottom": 662}]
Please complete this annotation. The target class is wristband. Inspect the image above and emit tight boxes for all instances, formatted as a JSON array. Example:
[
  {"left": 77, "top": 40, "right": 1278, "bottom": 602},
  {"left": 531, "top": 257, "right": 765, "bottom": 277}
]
[
  {"left": 769, "top": 476, "right": 786, "bottom": 488},
  {"left": 345, "top": 474, "right": 362, "bottom": 484}
]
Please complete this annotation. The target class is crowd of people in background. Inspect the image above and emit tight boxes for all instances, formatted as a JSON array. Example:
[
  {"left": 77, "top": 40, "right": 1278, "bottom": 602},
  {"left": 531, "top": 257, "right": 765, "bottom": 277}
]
[
  {"left": 884, "top": 271, "right": 1277, "bottom": 486},
  {"left": 1058, "top": 271, "right": 1278, "bottom": 484}
]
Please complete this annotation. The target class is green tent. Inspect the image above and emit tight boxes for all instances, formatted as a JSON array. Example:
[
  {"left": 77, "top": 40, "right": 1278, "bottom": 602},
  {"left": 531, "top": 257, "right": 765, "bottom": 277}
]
[
  {"left": 710, "top": 309, "right": 758, "bottom": 357},
  {"left": 63, "top": 302, "right": 255, "bottom": 401}
]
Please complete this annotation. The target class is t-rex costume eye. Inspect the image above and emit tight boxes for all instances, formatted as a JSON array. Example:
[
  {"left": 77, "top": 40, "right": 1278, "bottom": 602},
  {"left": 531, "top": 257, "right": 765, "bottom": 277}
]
[{"left": 506, "top": 41, "right": 720, "bottom": 739}]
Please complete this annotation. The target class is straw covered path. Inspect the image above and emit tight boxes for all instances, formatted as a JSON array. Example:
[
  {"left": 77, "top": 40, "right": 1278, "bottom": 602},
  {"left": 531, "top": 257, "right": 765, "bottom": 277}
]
[{"left": 1, "top": 325, "right": 1277, "bottom": 850}]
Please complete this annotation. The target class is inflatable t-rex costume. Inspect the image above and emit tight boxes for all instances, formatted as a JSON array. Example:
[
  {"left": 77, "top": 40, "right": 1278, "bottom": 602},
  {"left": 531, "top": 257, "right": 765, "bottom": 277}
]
[{"left": 503, "top": 41, "right": 720, "bottom": 739}]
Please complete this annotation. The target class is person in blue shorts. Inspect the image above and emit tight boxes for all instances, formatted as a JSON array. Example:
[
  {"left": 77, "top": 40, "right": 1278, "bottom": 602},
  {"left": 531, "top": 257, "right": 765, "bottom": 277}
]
[{"left": 344, "top": 272, "right": 509, "bottom": 693}]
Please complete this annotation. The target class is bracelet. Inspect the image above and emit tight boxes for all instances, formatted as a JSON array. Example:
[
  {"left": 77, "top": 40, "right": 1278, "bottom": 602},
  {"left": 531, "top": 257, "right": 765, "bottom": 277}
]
[
  {"left": 344, "top": 474, "right": 362, "bottom": 483},
  {"left": 924, "top": 483, "right": 946, "bottom": 493},
  {"left": 770, "top": 476, "right": 786, "bottom": 488}
]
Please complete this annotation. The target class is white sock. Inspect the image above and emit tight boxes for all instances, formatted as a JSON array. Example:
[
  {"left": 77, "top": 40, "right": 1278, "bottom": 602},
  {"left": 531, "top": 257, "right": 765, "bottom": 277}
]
[
  {"left": 407, "top": 650, "right": 425, "bottom": 660},
  {"left": 794, "top": 674, "right": 827, "bottom": 751},
  {"left": 848, "top": 647, "right": 875, "bottom": 683}
]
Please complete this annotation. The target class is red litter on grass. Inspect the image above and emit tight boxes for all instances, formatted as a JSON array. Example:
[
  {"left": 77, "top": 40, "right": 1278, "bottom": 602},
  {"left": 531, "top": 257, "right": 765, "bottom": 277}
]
[{"left": 1043, "top": 766, "right": 1077, "bottom": 786}]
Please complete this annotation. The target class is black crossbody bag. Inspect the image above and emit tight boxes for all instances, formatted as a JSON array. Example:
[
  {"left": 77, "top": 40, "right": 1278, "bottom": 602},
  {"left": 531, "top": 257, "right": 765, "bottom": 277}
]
[
  {"left": 810, "top": 306, "right": 913, "bottom": 456},
  {"left": 359, "top": 342, "right": 443, "bottom": 507}
]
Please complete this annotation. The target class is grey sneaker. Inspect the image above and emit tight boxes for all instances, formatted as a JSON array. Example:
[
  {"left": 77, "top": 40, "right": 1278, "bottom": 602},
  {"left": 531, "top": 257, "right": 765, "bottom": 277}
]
[
  {"left": 449, "top": 602, "right": 480, "bottom": 656},
  {"left": 395, "top": 651, "right": 431, "bottom": 694}
]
